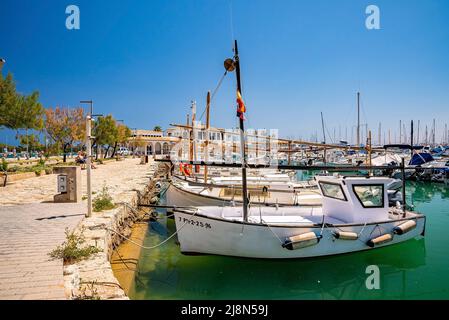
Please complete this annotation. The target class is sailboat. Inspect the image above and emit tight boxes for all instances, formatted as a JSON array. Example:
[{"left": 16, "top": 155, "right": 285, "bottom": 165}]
[{"left": 172, "top": 40, "right": 426, "bottom": 259}]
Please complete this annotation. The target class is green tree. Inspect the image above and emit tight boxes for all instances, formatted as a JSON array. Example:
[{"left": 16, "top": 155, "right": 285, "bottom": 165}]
[
  {"left": 153, "top": 125, "right": 162, "bottom": 132},
  {"left": 0, "top": 73, "right": 44, "bottom": 153},
  {"left": 111, "top": 123, "right": 132, "bottom": 158},
  {"left": 129, "top": 137, "right": 146, "bottom": 155},
  {"left": 19, "top": 134, "right": 43, "bottom": 152},
  {"left": 0, "top": 73, "right": 21, "bottom": 129},
  {"left": 18, "top": 92, "right": 44, "bottom": 153},
  {"left": 92, "top": 115, "right": 118, "bottom": 159}
]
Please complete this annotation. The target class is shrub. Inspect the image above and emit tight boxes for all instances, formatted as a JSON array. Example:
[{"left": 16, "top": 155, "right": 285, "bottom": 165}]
[
  {"left": 93, "top": 185, "right": 115, "bottom": 212},
  {"left": 7, "top": 165, "right": 23, "bottom": 173},
  {"left": 49, "top": 228, "right": 101, "bottom": 264},
  {"left": 45, "top": 167, "right": 53, "bottom": 175},
  {"left": 75, "top": 281, "right": 101, "bottom": 300},
  {"left": 0, "top": 158, "right": 7, "bottom": 172},
  {"left": 38, "top": 158, "right": 45, "bottom": 167},
  {"left": 34, "top": 168, "right": 42, "bottom": 176}
]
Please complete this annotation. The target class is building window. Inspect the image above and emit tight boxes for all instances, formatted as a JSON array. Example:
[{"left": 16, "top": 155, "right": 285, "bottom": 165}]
[{"left": 352, "top": 184, "right": 384, "bottom": 208}]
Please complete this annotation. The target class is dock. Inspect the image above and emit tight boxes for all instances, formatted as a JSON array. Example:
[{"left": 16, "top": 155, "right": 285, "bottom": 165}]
[{"left": 0, "top": 157, "right": 159, "bottom": 299}]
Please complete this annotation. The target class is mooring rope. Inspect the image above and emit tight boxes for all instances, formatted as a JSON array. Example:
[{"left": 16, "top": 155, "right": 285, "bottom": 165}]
[{"left": 106, "top": 209, "right": 199, "bottom": 250}]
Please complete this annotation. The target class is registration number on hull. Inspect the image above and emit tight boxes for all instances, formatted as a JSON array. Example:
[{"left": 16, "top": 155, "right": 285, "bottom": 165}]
[{"left": 178, "top": 216, "right": 212, "bottom": 229}]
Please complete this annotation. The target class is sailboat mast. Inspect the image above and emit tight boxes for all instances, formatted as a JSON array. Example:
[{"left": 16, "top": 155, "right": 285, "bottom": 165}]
[
  {"left": 425, "top": 125, "right": 428, "bottom": 145},
  {"left": 417, "top": 120, "right": 420, "bottom": 145},
  {"left": 321, "top": 112, "right": 326, "bottom": 144},
  {"left": 204, "top": 91, "right": 211, "bottom": 183},
  {"left": 189, "top": 101, "right": 196, "bottom": 166},
  {"left": 321, "top": 112, "right": 326, "bottom": 163},
  {"left": 234, "top": 40, "right": 249, "bottom": 222},
  {"left": 357, "top": 92, "right": 360, "bottom": 147},
  {"left": 444, "top": 123, "right": 447, "bottom": 144},
  {"left": 432, "top": 119, "right": 436, "bottom": 147}
]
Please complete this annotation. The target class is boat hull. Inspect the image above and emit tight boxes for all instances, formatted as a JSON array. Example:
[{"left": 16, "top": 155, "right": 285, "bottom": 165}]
[
  {"left": 174, "top": 211, "right": 426, "bottom": 259},
  {"left": 166, "top": 184, "right": 230, "bottom": 207},
  {"left": 167, "top": 179, "right": 322, "bottom": 207}
]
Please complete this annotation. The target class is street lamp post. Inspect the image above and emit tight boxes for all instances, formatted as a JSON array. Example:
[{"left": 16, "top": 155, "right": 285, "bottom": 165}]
[{"left": 80, "top": 100, "right": 93, "bottom": 218}]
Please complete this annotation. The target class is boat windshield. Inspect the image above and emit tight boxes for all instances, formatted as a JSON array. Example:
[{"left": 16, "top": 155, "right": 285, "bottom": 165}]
[
  {"left": 319, "top": 182, "right": 347, "bottom": 201},
  {"left": 352, "top": 184, "right": 384, "bottom": 208}
]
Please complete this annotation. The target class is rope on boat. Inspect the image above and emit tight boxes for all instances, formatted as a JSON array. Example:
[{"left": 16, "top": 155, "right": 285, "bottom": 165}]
[
  {"left": 331, "top": 221, "right": 369, "bottom": 244},
  {"left": 105, "top": 209, "right": 199, "bottom": 250},
  {"left": 260, "top": 219, "right": 284, "bottom": 244},
  {"left": 198, "top": 71, "right": 228, "bottom": 121},
  {"left": 319, "top": 216, "right": 326, "bottom": 238}
]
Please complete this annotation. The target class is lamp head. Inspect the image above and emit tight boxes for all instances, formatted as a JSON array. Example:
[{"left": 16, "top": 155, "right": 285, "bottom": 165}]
[{"left": 224, "top": 58, "right": 235, "bottom": 72}]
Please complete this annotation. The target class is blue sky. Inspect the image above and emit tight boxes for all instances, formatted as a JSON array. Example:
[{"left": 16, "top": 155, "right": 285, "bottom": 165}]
[{"left": 1, "top": 0, "right": 449, "bottom": 146}]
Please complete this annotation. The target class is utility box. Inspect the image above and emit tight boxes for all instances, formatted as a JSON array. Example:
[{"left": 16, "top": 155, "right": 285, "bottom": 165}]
[
  {"left": 57, "top": 175, "right": 68, "bottom": 193},
  {"left": 53, "top": 166, "right": 81, "bottom": 203}
]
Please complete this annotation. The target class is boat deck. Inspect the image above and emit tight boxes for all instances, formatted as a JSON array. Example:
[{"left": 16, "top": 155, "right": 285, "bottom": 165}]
[
  {"left": 192, "top": 206, "right": 420, "bottom": 226},
  {"left": 173, "top": 180, "right": 323, "bottom": 206}
]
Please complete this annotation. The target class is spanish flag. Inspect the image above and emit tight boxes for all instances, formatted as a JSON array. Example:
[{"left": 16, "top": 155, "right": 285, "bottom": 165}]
[{"left": 236, "top": 90, "right": 246, "bottom": 120}]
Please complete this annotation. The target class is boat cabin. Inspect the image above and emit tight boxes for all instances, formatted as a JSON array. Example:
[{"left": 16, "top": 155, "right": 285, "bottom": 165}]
[{"left": 315, "top": 176, "right": 392, "bottom": 223}]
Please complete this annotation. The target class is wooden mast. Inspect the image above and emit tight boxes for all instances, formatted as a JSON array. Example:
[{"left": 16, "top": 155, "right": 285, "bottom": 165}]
[
  {"left": 189, "top": 101, "right": 196, "bottom": 175},
  {"left": 204, "top": 91, "right": 211, "bottom": 183},
  {"left": 368, "top": 130, "right": 372, "bottom": 175},
  {"left": 234, "top": 40, "right": 249, "bottom": 222},
  {"left": 321, "top": 112, "right": 326, "bottom": 164}
]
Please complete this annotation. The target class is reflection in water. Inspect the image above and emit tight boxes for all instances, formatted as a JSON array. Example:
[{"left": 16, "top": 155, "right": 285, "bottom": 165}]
[
  {"left": 129, "top": 182, "right": 449, "bottom": 300},
  {"left": 409, "top": 181, "right": 449, "bottom": 205}
]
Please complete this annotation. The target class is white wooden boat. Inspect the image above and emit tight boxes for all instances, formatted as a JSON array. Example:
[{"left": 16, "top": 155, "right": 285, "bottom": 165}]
[
  {"left": 167, "top": 175, "right": 322, "bottom": 207},
  {"left": 173, "top": 176, "right": 426, "bottom": 259},
  {"left": 167, "top": 174, "right": 404, "bottom": 208},
  {"left": 172, "top": 41, "right": 425, "bottom": 259}
]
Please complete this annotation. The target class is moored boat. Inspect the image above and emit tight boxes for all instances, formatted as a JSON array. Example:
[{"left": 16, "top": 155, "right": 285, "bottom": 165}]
[{"left": 173, "top": 175, "right": 425, "bottom": 258}]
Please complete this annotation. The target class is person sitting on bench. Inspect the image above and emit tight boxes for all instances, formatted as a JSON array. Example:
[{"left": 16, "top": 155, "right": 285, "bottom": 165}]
[{"left": 75, "top": 151, "right": 87, "bottom": 169}]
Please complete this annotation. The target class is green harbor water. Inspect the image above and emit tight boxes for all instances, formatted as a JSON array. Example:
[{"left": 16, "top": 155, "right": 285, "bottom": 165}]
[{"left": 129, "top": 180, "right": 449, "bottom": 300}]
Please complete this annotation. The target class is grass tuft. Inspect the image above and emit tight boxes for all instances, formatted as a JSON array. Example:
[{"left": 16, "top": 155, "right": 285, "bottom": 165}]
[
  {"left": 93, "top": 185, "right": 115, "bottom": 212},
  {"left": 49, "top": 227, "right": 101, "bottom": 263}
]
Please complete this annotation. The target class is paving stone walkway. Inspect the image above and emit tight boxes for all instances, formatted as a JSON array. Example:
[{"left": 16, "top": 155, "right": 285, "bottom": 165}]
[
  {"left": 0, "top": 158, "right": 151, "bottom": 205},
  {"left": 0, "top": 158, "right": 153, "bottom": 299},
  {"left": 0, "top": 203, "right": 85, "bottom": 300}
]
